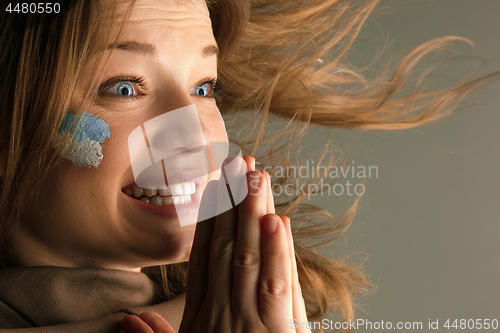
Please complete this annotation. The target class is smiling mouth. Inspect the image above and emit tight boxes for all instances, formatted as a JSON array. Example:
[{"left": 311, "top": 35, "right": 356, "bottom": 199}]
[{"left": 122, "top": 182, "right": 196, "bottom": 206}]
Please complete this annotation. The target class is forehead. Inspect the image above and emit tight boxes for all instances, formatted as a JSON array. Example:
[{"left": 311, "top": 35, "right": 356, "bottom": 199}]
[
  {"left": 116, "top": 0, "right": 210, "bottom": 22},
  {"left": 108, "top": 0, "right": 214, "bottom": 43}
]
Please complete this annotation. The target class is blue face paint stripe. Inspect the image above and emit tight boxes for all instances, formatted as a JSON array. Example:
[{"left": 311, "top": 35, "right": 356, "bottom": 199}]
[
  {"left": 83, "top": 114, "right": 111, "bottom": 143},
  {"left": 58, "top": 112, "right": 111, "bottom": 143},
  {"left": 59, "top": 114, "right": 84, "bottom": 141},
  {"left": 55, "top": 110, "right": 111, "bottom": 168}
]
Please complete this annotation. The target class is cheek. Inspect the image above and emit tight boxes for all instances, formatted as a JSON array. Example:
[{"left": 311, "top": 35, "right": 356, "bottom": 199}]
[{"left": 53, "top": 110, "right": 111, "bottom": 168}]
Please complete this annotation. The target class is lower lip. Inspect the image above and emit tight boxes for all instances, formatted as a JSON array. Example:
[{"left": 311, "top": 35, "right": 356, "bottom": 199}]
[{"left": 123, "top": 183, "right": 204, "bottom": 221}]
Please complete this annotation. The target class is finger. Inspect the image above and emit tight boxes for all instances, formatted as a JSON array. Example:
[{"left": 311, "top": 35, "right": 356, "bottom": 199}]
[
  {"left": 242, "top": 155, "right": 256, "bottom": 172},
  {"left": 121, "top": 315, "right": 154, "bottom": 333},
  {"left": 232, "top": 170, "right": 267, "bottom": 313},
  {"left": 282, "top": 216, "right": 311, "bottom": 333},
  {"left": 181, "top": 180, "right": 218, "bottom": 331},
  {"left": 259, "top": 214, "right": 293, "bottom": 330},
  {"left": 138, "top": 312, "right": 176, "bottom": 333},
  {"left": 261, "top": 170, "right": 275, "bottom": 214},
  {"left": 206, "top": 156, "right": 245, "bottom": 300}
]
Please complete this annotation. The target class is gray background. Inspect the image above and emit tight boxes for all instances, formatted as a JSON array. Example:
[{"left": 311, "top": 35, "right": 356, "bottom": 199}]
[
  {"left": 228, "top": 0, "right": 500, "bottom": 331},
  {"left": 308, "top": 0, "right": 500, "bottom": 331}
]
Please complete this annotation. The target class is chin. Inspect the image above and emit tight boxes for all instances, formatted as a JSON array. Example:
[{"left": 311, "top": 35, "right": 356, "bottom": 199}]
[{"left": 138, "top": 225, "right": 195, "bottom": 266}]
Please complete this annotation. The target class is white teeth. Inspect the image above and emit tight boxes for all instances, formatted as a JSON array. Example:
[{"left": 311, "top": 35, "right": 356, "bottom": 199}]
[
  {"left": 158, "top": 187, "right": 171, "bottom": 196},
  {"left": 182, "top": 182, "right": 196, "bottom": 195},
  {"left": 125, "top": 183, "right": 195, "bottom": 205},
  {"left": 163, "top": 196, "right": 173, "bottom": 205},
  {"left": 150, "top": 195, "right": 192, "bottom": 206},
  {"left": 150, "top": 195, "right": 162, "bottom": 206},
  {"left": 127, "top": 182, "right": 195, "bottom": 197},
  {"left": 139, "top": 194, "right": 192, "bottom": 205},
  {"left": 165, "top": 182, "right": 196, "bottom": 196},
  {"left": 133, "top": 186, "right": 144, "bottom": 198},
  {"left": 144, "top": 187, "right": 157, "bottom": 197},
  {"left": 169, "top": 184, "right": 184, "bottom": 196},
  {"left": 171, "top": 195, "right": 191, "bottom": 205}
]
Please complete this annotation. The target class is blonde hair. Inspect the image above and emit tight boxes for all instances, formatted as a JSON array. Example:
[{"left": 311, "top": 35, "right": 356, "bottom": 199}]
[
  {"left": 0, "top": 1, "right": 115, "bottom": 243},
  {"left": 1, "top": 0, "right": 498, "bottom": 331}
]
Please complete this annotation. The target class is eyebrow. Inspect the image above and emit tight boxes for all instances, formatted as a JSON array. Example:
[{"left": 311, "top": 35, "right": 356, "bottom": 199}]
[{"left": 107, "top": 41, "right": 219, "bottom": 58}]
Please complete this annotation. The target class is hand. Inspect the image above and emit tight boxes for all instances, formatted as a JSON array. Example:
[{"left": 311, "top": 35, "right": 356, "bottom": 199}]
[
  {"left": 121, "top": 155, "right": 311, "bottom": 333},
  {"left": 180, "top": 155, "right": 310, "bottom": 333}
]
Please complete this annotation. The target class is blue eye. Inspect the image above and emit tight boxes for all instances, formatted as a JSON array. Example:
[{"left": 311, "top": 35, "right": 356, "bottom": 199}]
[
  {"left": 189, "top": 79, "right": 218, "bottom": 99},
  {"left": 194, "top": 84, "right": 209, "bottom": 97},
  {"left": 110, "top": 82, "right": 135, "bottom": 96},
  {"left": 189, "top": 82, "right": 213, "bottom": 98},
  {"left": 98, "top": 76, "right": 147, "bottom": 100}
]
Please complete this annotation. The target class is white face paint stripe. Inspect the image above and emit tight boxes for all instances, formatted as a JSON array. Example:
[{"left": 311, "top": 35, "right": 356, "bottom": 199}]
[{"left": 54, "top": 111, "right": 111, "bottom": 168}]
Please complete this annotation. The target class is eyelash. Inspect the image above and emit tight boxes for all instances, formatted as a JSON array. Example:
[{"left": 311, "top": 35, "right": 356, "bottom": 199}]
[{"left": 97, "top": 76, "right": 221, "bottom": 100}]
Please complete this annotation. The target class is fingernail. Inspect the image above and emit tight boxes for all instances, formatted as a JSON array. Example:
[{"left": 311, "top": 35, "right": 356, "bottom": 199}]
[
  {"left": 282, "top": 216, "right": 292, "bottom": 236},
  {"left": 263, "top": 215, "right": 278, "bottom": 234}
]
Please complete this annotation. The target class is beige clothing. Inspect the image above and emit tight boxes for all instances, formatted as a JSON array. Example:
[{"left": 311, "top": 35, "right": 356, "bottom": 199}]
[{"left": 0, "top": 266, "right": 184, "bottom": 332}]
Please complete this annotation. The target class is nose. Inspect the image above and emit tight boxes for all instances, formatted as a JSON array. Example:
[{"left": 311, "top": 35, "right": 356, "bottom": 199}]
[
  {"left": 147, "top": 104, "right": 211, "bottom": 155},
  {"left": 128, "top": 103, "right": 213, "bottom": 179}
]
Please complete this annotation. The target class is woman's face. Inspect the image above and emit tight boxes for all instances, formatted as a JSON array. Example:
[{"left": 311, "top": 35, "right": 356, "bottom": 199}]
[{"left": 13, "top": 0, "right": 225, "bottom": 271}]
